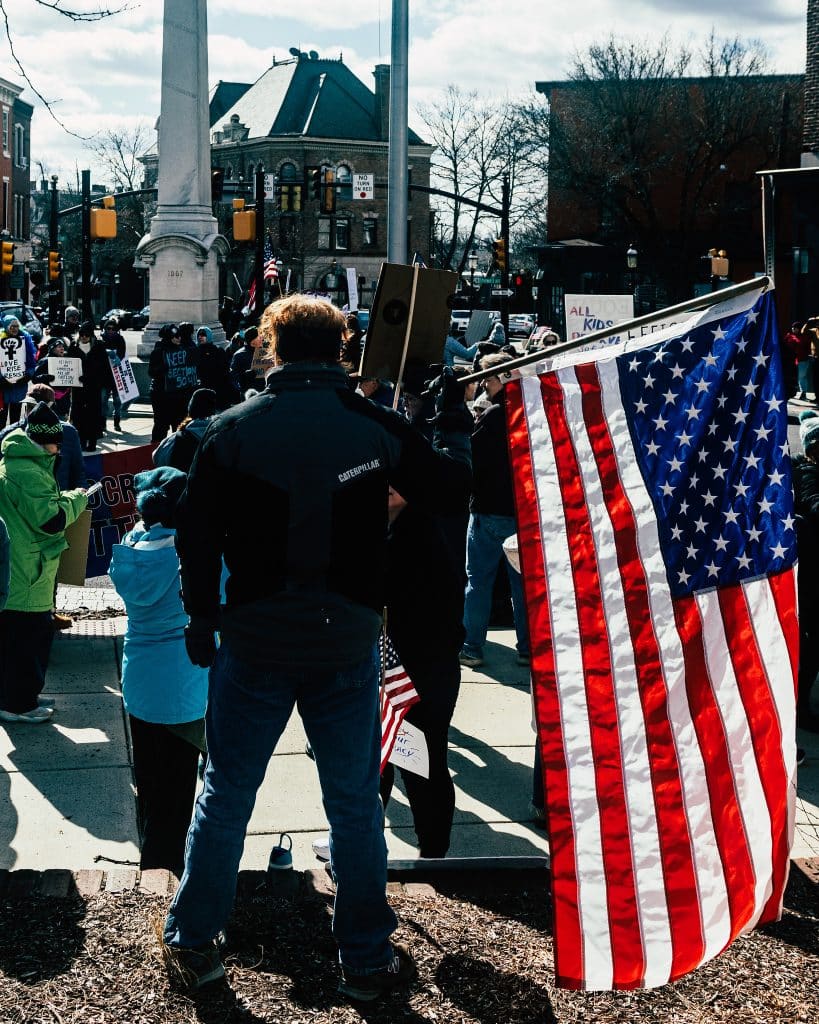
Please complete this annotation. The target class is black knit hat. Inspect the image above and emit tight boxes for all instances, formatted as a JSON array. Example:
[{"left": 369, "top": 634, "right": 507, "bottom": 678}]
[
  {"left": 25, "top": 402, "right": 63, "bottom": 443},
  {"left": 188, "top": 388, "right": 217, "bottom": 419},
  {"left": 134, "top": 467, "right": 187, "bottom": 527}
]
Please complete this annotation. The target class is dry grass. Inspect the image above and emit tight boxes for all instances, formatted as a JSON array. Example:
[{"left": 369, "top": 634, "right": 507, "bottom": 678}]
[{"left": 0, "top": 867, "right": 816, "bottom": 1024}]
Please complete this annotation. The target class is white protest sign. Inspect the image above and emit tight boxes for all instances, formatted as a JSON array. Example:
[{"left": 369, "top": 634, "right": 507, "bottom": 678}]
[
  {"left": 564, "top": 294, "right": 635, "bottom": 348},
  {"left": 47, "top": 356, "right": 83, "bottom": 388},
  {"left": 108, "top": 353, "right": 140, "bottom": 403},
  {"left": 353, "top": 173, "right": 373, "bottom": 200},
  {"left": 346, "top": 268, "right": 359, "bottom": 312},
  {"left": 388, "top": 720, "right": 429, "bottom": 779},
  {"left": 0, "top": 335, "right": 27, "bottom": 381}
]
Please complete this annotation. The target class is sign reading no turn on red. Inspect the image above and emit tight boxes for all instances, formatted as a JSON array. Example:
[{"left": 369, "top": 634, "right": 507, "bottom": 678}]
[{"left": 353, "top": 173, "right": 374, "bottom": 200}]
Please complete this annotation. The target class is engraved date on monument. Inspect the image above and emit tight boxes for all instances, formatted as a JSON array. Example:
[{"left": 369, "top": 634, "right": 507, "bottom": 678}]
[{"left": 167, "top": 270, "right": 184, "bottom": 278}]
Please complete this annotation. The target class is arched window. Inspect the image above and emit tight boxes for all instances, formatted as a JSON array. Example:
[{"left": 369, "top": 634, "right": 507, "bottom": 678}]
[
  {"left": 280, "top": 161, "right": 297, "bottom": 181},
  {"left": 336, "top": 164, "right": 352, "bottom": 200}
]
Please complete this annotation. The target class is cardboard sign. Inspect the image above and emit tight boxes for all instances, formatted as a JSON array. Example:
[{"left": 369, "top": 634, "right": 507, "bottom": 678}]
[
  {"left": 388, "top": 720, "right": 430, "bottom": 778},
  {"left": 465, "top": 310, "right": 494, "bottom": 344},
  {"left": 250, "top": 342, "right": 276, "bottom": 379},
  {"left": 47, "top": 356, "right": 83, "bottom": 388},
  {"left": 346, "top": 267, "right": 359, "bottom": 312},
  {"left": 108, "top": 353, "right": 140, "bottom": 403},
  {"left": 0, "top": 335, "right": 27, "bottom": 381},
  {"left": 56, "top": 509, "right": 93, "bottom": 587},
  {"left": 361, "top": 263, "right": 458, "bottom": 381},
  {"left": 564, "top": 294, "right": 635, "bottom": 347}
]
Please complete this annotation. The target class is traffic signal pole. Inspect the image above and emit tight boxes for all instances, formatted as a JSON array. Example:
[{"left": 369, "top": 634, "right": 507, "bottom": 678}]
[
  {"left": 387, "top": 0, "right": 409, "bottom": 263},
  {"left": 501, "top": 172, "right": 510, "bottom": 338},
  {"left": 49, "top": 176, "right": 60, "bottom": 326},
  {"left": 254, "top": 169, "right": 265, "bottom": 321},
  {"left": 81, "top": 169, "right": 92, "bottom": 323}
]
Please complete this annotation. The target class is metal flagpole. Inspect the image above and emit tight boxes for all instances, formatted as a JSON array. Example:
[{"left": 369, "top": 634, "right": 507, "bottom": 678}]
[
  {"left": 455, "top": 275, "right": 771, "bottom": 391},
  {"left": 387, "top": 0, "right": 409, "bottom": 264}
]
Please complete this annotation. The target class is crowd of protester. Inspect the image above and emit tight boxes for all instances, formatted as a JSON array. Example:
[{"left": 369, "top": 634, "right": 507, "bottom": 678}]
[{"left": 0, "top": 298, "right": 815, "bottom": 1003}]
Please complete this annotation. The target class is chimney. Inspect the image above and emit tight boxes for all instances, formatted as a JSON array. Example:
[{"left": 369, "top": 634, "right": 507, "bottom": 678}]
[
  {"left": 802, "top": 0, "right": 819, "bottom": 164},
  {"left": 373, "top": 64, "right": 390, "bottom": 141}
]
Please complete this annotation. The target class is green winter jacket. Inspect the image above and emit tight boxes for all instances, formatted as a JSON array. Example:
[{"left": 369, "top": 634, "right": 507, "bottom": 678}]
[{"left": 0, "top": 430, "right": 87, "bottom": 612}]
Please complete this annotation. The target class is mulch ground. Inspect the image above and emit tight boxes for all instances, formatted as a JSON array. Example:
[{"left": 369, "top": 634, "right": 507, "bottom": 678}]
[{"left": 0, "top": 866, "right": 816, "bottom": 1024}]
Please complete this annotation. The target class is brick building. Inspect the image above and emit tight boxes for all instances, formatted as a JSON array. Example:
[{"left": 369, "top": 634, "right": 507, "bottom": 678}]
[
  {"left": 0, "top": 78, "right": 32, "bottom": 300},
  {"left": 140, "top": 52, "right": 433, "bottom": 310},
  {"left": 534, "top": 72, "right": 803, "bottom": 331}
]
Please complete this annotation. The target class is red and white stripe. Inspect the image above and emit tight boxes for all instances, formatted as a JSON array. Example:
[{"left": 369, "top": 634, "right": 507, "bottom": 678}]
[
  {"left": 380, "top": 657, "right": 420, "bottom": 772},
  {"left": 506, "top": 359, "right": 797, "bottom": 990}
]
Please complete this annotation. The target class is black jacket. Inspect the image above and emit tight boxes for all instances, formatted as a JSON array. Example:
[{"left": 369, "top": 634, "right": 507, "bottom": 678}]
[
  {"left": 176, "top": 361, "right": 471, "bottom": 669},
  {"left": 470, "top": 391, "right": 515, "bottom": 516},
  {"left": 149, "top": 339, "right": 198, "bottom": 395},
  {"left": 386, "top": 503, "right": 465, "bottom": 670},
  {"left": 196, "top": 343, "right": 234, "bottom": 407}
]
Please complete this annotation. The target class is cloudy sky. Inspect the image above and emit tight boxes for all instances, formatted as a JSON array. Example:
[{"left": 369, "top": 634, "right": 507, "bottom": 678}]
[{"left": 1, "top": 0, "right": 809, "bottom": 184}]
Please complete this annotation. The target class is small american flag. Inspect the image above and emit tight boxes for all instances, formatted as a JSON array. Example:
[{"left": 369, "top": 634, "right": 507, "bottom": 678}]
[
  {"left": 507, "top": 287, "right": 797, "bottom": 990},
  {"left": 379, "top": 633, "right": 420, "bottom": 772}
]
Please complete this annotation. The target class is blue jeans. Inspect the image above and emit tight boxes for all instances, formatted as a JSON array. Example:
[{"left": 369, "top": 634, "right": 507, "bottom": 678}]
[
  {"left": 798, "top": 360, "right": 813, "bottom": 397},
  {"left": 101, "top": 387, "right": 122, "bottom": 420},
  {"left": 164, "top": 641, "right": 397, "bottom": 973},
  {"left": 463, "top": 513, "right": 529, "bottom": 657}
]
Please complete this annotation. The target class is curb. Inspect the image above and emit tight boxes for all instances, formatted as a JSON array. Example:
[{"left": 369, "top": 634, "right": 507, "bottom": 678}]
[{"left": 0, "top": 868, "right": 446, "bottom": 901}]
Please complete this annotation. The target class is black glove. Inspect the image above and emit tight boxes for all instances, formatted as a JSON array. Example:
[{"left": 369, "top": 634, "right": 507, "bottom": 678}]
[
  {"left": 184, "top": 617, "right": 218, "bottom": 668},
  {"left": 426, "top": 365, "right": 472, "bottom": 431}
]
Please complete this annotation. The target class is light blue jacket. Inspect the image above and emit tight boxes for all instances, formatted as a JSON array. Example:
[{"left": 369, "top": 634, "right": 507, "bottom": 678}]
[{"left": 110, "top": 522, "right": 208, "bottom": 725}]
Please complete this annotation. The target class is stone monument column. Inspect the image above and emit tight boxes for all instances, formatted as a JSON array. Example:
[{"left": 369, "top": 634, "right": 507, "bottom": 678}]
[{"left": 136, "top": 0, "right": 228, "bottom": 356}]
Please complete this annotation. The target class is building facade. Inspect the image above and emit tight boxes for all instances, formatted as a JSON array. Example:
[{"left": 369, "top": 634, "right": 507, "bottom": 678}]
[{"left": 0, "top": 78, "right": 32, "bottom": 300}]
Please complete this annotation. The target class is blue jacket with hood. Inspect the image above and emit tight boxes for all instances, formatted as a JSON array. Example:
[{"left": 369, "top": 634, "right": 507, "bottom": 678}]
[{"left": 110, "top": 521, "right": 208, "bottom": 724}]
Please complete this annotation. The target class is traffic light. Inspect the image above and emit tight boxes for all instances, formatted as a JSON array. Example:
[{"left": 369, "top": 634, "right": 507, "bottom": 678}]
[
  {"left": 322, "top": 168, "right": 335, "bottom": 213},
  {"left": 513, "top": 270, "right": 525, "bottom": 288},
  {"left": 48, "top": 250, "right": 62, "bottom": 281},
  {"left": 709, "top": 247, "right": 729, "bottom": 279},
  {"left": 492, "top": 238, "right": 507, "bottom": 272},
  {"left": 211, "top": 167, "right": 225, "bottom": 203},
  {"left": 308, "top": 167, "right": 322, "bottom": 200},
  {"left": 232, "top": 198, "right": 256, "bottom": 242},
  {"left": 0, "top": 240, "right": 14, "bottom": 275},
  {"left": 90, "top": 195, "right": 117, "bottom": 239}
]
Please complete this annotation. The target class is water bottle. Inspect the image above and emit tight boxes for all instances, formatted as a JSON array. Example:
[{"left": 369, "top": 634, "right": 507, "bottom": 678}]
[{"left": 267, "top": 832, "right": 293, "bottom": 872}]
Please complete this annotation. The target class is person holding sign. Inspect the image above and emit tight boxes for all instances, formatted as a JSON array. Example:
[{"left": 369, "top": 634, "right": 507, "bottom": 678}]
[
  {"left": 161, "top": 294, "right": 472, "bottom": 998},
  {"left": 0, "top": 404, "right": 87, "bottom": 722},
  {"left": 101, "top": 318, "right": 127, "bottom": 431},
  {"left": 0, "top": 316, "right": 37, "bottom": 428},
  {"left": 149, "top": 324, "right": 199, "bottom": 443}
]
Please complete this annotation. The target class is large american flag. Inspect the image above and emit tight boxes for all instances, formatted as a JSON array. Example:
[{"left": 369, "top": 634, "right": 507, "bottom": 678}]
[
  {"left": 379, "top": 633, "right": 420, "bottom": 772},
  {"left": 506, "top": 288, "right": 798, "bottom": 990},
  {"left": 246, "top": 241, "right": 279, "bottom": 310}
]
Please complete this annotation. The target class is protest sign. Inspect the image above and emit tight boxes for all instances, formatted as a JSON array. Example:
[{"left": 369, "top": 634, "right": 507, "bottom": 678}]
[
  {"left": 107, "top": 353, "right": 140, "bottom": 404},
  {"left": 388, "top": 720, "right": 430, "bottom": 779},
  {"left": 564, "top": 294, "right": 635, "bottom": 347},
  {"left": 82, "top": 443, "right": 154, "bottom": 577},
  {"left": 250, "top": 342, "right": 276, "bottom": 379},
  {"left": 346, "top": 267, "right": 359, "bottom": 312},
  {"left": 0, "top": 335, "right": 27, "bottom": 381},
  {"left": 56, "top": 510, "right": 93, "bottom": 586},
  {"left": 47, "top": 356, "right": 83, "bottom": 388},
  {"left": 465, "top": 310, "right": 494, "bottom": 344},
  {"left": 361, "top": 263, "right": 458, "bottom": 383}
]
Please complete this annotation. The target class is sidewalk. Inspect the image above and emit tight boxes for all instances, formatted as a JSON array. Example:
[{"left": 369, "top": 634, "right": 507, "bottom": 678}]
[
  {"left": 0, "top": 624, "right": 549, "bottom": 871},
  {"left": 1, "top": 617, "right": 816, "bottom": 874}
]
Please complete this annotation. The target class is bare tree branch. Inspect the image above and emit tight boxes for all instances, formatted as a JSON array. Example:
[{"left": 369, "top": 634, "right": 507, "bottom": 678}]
[{"left": 33, "top": 0, "right": 132, "bottom": 21}]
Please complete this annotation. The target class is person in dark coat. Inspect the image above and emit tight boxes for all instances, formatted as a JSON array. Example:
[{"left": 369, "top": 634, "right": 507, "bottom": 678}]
[
  {"left": 100, "top": 317, "right": 127, "bottom": 431},
  {"left": 0, "top": 316, "right": 38, "bottom": 427},
  {"left": 460, "top": 351, "right": 529, "bottom": 669},
  {"left": 152, "top": 389, "right": 217, "bottom": 473},
  {"left": 194, "top": 326, "right": 234, "bottom": 409},
  {"left": 380, "top": 487, "right": 464, "bottom": 857},
  {"left": 148, "top": 324, "right": 199, "bottom": 443},
  {"left": 69, "top": 322, "right": 107, "bottom": 451},
  {"left": 791, "top": 410, "right": 819, "bottom": 733},
  {"left": 228, "top": 326, "right": 261, "bottom": 397}
]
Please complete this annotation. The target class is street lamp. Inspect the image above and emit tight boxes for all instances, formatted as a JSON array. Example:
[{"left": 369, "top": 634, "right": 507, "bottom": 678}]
[
  {"left": 626, "top": 243, "right": 638, "bottom": 312},
  {"left": 468, "top": 249, "right": 478, "bottom": 310}
]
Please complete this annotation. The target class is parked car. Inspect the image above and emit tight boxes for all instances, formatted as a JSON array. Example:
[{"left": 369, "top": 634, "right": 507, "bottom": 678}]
[
  {"left": 99, "top": 307, "right": 134, "bottom": 329},
  {"left": 0, "top": 301, "right": 44, "bottom": 341},
  {"left": 508, "top": 313, "right": 536, "bottom": 339},
  {"left": 449, "top": 310, "right": 471, "bottom": 335},
  {"left": 131, "top": 305, "right": 150, "bottom": 330}
]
